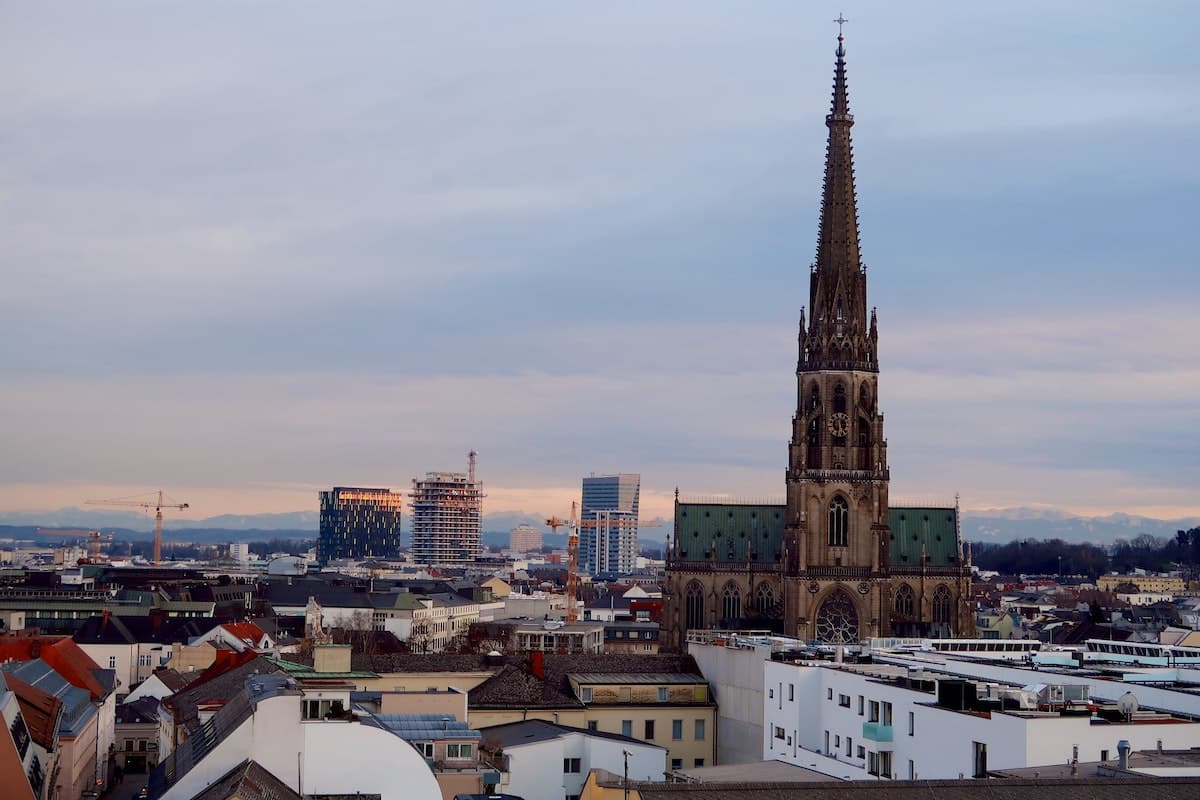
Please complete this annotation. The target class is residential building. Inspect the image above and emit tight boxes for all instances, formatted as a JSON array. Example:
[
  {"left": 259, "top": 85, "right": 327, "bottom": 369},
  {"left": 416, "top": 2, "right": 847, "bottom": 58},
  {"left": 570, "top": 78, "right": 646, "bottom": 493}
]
[
  {"left": 480, "top": 719, "right": 665, "bottom": 800},
  {"left": 150, "top": 673, "right": 442, "bottom": 800},
  {"left": 72, "top": 613, "right": 217, "bottom": 692},
  {"left": 114, "top": 697, "right": 159, "bottom": 775},
  {"left": 317, "top": 486, "right": 404, "bottom": 564},
  {"left": 661, "top": 32, "right": 973, "bottom": 648},
  {"left": 511, "top": 622, "right": 605, "bottom": 654},
  {"left": 123, "top": 668, "right": 190, "bottom": 705},
  {"left": 1, "top": 676, "right": 60, "bottom": 800},
  {"left": 604, "top": 621, "right": 660, "bottom": 654},
  {"left": 0, "top": 635, "right": 118, "bottom": 799},
  {"left": 509, "top": 525, "right": 543, "bottom": 555},
  {"left": 369, "top": 713, "right": 496, "bottom": 800},
  {"left": 1096, "top": 574, "right": 1185, "bottom": 594},
  {"left": 580, "top": 474, "right": 641, "bottom": 575},
  {"left": 411, "top": 463, "right": 484, "bottom": 566}
]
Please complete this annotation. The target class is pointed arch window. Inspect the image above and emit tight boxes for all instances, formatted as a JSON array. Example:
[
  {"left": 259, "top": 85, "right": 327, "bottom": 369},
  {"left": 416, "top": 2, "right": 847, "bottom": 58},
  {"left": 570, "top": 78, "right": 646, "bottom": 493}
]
[
  {"left": 721, "top": 583, "right": 742, "bottom": 625},
  {"left": 754, "top": 582, "right": 775, "bottom": 614},
  {"left": 894, "top": 584, "right": 915, "bottom": 618},
  {"left": 809, "top": 384, "right": 821, "bottom": 412},
  {"left": 828, "top": 497, "right": 849, "bottom": 547},
  {"left": 685, "top": 582, "right": 705, "bottom": 631},
  {"left": 932, "top": 584, "right": 952, "bottom": 626},
  {"left": 836, "top": 296, "right": 845, "bottom": 322},
  {"left": 834, "top": 384, "right": 847, "bottom": 414}
]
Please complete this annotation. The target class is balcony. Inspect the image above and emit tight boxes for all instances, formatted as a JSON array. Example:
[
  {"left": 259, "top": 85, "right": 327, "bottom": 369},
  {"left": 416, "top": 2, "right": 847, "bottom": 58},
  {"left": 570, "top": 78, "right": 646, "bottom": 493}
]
[{"left": 862, "top": 722, "right": 893, "bottom": 743}]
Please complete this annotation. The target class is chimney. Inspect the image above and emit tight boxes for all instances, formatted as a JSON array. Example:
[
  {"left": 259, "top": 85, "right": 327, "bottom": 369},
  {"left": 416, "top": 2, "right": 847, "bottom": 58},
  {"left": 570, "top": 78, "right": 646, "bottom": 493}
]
[
  {"left": 1157, "top": 739, "right": 1163, "bottom": 754},
  {"left": 101, "top": 609, "right": 111, "bottom": 629},
  {"left": 1117, "top": 740, "right": 1131, "bottom": 770},
  {"left": 530, "top": 650, "right": 545, "bottom": 680}
]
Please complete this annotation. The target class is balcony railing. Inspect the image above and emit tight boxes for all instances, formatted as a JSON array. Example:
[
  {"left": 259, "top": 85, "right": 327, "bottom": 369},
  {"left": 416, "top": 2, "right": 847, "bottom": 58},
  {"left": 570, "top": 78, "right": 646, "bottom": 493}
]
[{"left": 862, "top": 722, "right": 893, "bottom": 743}]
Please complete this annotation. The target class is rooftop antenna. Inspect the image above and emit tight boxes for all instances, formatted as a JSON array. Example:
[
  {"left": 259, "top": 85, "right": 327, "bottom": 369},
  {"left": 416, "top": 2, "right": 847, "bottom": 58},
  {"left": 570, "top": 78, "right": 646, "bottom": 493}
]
[{"left": 468, "top": 450, "right": 478, "bottom": 483}]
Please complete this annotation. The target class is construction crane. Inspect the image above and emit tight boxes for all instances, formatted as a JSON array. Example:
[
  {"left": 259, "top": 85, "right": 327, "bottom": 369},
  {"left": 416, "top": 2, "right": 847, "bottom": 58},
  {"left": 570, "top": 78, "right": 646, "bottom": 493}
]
[
  {"left": 86, "top": 490, "right": 189, "bottom": 565},
  {"left": 36, "top": 528, "right": 114, "bottom": 561},
  {"left": 546, "top": 503, "right": 581, "bottom": 623}
]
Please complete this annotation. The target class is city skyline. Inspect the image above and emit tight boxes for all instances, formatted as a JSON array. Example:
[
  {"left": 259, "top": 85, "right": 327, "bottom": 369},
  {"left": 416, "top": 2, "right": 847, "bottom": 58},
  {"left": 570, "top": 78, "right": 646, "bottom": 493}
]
[{"left": 2, "top": 3, "right": 1197, "bottom": 524}]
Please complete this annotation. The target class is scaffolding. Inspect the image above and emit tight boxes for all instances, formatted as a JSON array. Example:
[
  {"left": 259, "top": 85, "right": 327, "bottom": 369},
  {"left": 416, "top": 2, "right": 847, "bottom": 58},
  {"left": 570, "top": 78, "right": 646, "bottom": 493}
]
[{"left": 410, "top": 453, "right": 484, "bottom": 566}]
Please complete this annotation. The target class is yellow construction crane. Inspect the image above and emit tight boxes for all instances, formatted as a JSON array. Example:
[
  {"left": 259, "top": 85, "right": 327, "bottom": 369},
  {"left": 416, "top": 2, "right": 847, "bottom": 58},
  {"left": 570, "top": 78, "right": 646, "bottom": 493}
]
[
  {"left": 86, "top": 490, "right": 189, "bottom": 564},
  {"left": 546, "top": 503, "right": 581, "bottom": 623},
  {"left": 36, "top": 528, "right": 114, "bottom": 561}
]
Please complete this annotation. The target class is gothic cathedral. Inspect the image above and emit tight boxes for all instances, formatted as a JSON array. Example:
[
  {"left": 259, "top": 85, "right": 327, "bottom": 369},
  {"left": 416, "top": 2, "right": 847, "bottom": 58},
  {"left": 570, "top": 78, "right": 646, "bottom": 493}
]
[{"left": 663, "top": 33, "right": 974, "bottom": 648}]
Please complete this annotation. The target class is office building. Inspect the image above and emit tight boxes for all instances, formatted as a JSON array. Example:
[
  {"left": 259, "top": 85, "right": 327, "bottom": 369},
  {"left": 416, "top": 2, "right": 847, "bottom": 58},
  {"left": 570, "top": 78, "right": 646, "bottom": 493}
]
[
  {"left": 411, "top": 453, "right": 484, "bottom": 565},
  {"left": 580, "top": 473, "right": 641, "bottom": 574},
  {"left": 509, "top": 524, "right": 542, "bottom": 554},
  {"left": 317, "top": 487, "right": 404, "bottom": 564}
]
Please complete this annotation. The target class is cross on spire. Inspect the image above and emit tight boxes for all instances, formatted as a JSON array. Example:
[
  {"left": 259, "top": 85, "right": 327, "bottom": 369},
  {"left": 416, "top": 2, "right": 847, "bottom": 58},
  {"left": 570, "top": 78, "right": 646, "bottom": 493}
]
[{"left": 833, "top": 13, "right": 848, "bottom": 37}]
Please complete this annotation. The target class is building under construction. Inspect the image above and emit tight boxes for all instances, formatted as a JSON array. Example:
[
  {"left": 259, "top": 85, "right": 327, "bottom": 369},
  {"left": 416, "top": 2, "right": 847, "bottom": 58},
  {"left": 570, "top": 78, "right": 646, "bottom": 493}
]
[{"left": 410, "top": 452, "right": 484, "bottom": 566}]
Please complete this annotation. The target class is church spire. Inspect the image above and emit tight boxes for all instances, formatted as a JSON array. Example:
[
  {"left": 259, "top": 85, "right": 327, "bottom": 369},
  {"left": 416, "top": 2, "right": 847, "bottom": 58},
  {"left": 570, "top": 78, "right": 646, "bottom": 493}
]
[{"left": 800, "top": 25, "right": 876, "bottom": 374}]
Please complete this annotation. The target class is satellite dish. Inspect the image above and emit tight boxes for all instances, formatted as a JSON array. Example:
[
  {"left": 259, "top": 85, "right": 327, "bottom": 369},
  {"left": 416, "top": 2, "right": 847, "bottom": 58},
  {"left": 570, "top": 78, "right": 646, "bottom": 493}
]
[{"left": 1118, "top": 691, "right": 1139, "bottom": 720}]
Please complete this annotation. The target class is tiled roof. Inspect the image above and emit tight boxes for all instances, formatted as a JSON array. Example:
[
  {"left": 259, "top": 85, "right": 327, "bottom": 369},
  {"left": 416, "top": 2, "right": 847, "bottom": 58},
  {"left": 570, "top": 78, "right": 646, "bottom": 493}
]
[
  {"left": 73, "top": 614, "right": 220, "bottom": 645},
  {"left": 115, "top": 696, "right": 160, "bottom": 725},
  {"left": 469, "top": 653, "right": 705, "bottom": 709},
  {"left": 2, "top": 673, "right": 63, "bottom": 750},
  {"left": 0, "top": 635, "right": 111, "bottom": 699},
  {"left": 165, "top": 653, "right": 278, "bottom": 737},
  {"left": 480, "top": 718, "right": 663, "bottom": 750},
  {"left": 220, "top": 622, "right": 271, "bottom": 647},
  {"left": 0, "top": 659, "right": 95, "bottom": 737},
  {"left": 189, "top": 759, "right": 301, "bottom": 800}
]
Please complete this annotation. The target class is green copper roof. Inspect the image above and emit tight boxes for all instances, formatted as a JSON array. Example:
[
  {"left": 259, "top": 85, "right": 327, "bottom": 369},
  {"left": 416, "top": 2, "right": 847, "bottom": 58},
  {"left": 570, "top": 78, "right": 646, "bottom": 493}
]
[
  {"left": 888, "top": 507, "right": 959, "bottom": 567},
  {"left": 675, "top": 503, "right": 785, "bottom": 564},
  {"left": 672, "top": 502, "right": 960, "bottom": 568}
]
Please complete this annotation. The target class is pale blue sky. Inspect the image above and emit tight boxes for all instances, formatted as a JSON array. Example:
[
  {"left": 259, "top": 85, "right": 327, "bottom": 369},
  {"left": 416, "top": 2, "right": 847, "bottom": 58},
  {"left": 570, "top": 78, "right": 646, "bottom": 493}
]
[{"left": 2, "top": 2, "right": 1197, "bottom": 520}]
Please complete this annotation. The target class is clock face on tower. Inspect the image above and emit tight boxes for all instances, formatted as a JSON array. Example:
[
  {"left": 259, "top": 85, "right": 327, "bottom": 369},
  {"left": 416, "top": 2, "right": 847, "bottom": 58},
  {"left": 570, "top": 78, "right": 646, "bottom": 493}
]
[{"left": 828, "top": 412, "right": 849, "bottom": 437}]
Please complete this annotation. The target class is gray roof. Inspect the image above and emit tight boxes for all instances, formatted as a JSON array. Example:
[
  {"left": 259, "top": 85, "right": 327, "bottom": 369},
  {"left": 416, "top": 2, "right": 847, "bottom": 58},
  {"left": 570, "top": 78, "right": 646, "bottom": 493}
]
[
  {"left": 189, "top": 759, "right": 301, "bottom": 800},
  {"left": 369, "top": 713, "right": 481, "bottom": 742},
  {"left": 0, "top": 658, "right": 96, "bottom": 737},
  {"left": 568, "top": 673, "right": 707, "bottom": 685},
  {"left": 479, "top": 718, "right": 664, "bottom": 750}
]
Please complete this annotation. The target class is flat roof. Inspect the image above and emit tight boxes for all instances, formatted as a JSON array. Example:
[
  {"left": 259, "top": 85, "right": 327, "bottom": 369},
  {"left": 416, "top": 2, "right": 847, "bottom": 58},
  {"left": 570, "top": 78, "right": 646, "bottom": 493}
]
[{"left": 569, "top": 673, "right": 707, "bottom": 685}]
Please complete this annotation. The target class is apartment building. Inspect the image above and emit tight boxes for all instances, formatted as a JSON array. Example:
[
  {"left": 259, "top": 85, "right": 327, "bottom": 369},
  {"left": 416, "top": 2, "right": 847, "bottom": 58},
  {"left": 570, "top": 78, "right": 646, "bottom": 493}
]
[
  {"left": 411, "top": 465, "right": 484, "bottom": 566},
  {"left": 1096, "top": 574, "right": 1185, "bottom": 594}
]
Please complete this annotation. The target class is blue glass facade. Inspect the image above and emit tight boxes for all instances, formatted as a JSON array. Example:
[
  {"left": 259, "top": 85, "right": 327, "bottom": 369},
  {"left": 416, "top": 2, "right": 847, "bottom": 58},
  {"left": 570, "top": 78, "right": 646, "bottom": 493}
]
[{"left": 317, "top": 486, "right": 404, "bottom": 564}]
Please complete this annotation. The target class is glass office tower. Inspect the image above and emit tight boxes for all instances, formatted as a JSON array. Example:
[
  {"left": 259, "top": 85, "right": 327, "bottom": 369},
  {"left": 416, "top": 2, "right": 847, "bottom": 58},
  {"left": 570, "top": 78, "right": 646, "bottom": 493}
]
[
  {"left": 580, "top": 473, "right": 640, "bottom": 574},
  {"left": 317, "top": 487, "right": 404, "bottom": 564}
]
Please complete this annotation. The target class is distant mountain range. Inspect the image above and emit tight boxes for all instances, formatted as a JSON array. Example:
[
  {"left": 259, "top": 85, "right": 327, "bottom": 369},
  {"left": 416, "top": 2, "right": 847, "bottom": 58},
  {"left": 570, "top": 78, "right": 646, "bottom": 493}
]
[{"left": 0, "top": 506, "right": 1194, "bottom": 547}]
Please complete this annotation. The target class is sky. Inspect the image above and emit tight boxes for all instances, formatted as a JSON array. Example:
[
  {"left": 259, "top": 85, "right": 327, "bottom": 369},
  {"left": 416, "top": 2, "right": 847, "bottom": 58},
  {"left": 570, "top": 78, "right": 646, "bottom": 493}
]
[{"left": 2, "top": 2, "right": 1198, "bottom": 524}]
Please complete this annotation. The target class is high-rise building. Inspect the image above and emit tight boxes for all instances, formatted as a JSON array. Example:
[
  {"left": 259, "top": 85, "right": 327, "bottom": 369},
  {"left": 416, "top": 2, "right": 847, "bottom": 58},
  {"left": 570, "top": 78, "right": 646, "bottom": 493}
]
[
  {"left": 317, "top": 487, "right": 404, "bottom": 564},
  {"left": 662, "top": 31, "right": 973, "bottom": 647},
  {"left": 410, "top": 452, "right": 484, "bottom": 566},
  {"left": 580, "top": 473, "right": 641, "bottom": 575},
  {"left": 509, "top": 524, "right": 543, "bottom": 554}
]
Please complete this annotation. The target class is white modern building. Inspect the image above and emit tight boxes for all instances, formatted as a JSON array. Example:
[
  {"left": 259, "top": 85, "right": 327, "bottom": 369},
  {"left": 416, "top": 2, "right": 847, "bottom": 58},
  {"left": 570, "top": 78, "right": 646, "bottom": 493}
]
[
  {"left": 153, "top": 673, "right": 441, "bottom": 800},
  {"left": 762, "top": 656, "right": 1200, "bottom": 781},
  {"left": 480, "top": 719, "right": 665, "bottom": 800}
]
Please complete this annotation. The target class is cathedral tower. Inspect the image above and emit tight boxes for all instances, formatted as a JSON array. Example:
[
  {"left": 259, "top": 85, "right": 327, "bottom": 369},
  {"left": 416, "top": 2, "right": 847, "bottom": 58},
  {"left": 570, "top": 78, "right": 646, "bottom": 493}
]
[{"left": 783, "top": 29, "right": 891, "bottom": 642}]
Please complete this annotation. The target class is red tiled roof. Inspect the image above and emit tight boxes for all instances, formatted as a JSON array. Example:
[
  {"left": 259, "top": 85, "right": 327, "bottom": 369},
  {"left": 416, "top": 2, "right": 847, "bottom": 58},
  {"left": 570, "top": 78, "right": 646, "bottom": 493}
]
[
  {"left": 0, "top": 634, "right": 107, "bottom": 699},
  {"left": 177, "top": 649, "right": 259, "bottom": 694},
  {"left": 220, "top": 622, "right": 270, "bottom": 648},
  {"left": 3, "top": 673, "right": 64, "bottom": 750}
]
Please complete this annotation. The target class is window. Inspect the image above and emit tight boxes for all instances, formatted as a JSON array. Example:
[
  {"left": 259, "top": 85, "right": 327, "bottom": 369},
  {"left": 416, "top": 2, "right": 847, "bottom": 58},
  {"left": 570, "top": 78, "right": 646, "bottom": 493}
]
[
  {"left": 828, "top": 497, "right": 848, "bottom": 547},
  {"left": 645, "top": 631, "right": 653, "bottom": 639},
  {"left": 643, "top": 644, "right": 653, "bottom": 651},
  {"left": 415, "top": 742, "right": 434, "bottom": 758},
  {"left": 834, "top": 735, "right": 840, "bottom": 748},
  {"left": 721, "top": 583, "right": 741, "bottom": 623},
  {"left": 868, "top": 701, "right": 879, "bottom": 722},
  {"left": 108, "top": 656, "right": 117, "bottom": 669},
  {"left": 846, "top": 736, "right": 853, "bottom": 757},
  {"left": 894, "top": 584, "right": 915, "bottom": 617},
  {"left": 908, "top": 760, "right": 916, "bottom": 780},
  {"left": 693, "top": 759, "right": 705, "bottom": 768},
  {"left": 769, "top": 688, "right": 774, "bottom": 699},
  {"left": 838, "top": 694, "right": 850, "bottom": 708},
  {"left": 879, "top": 751, "right": 892, "bottom": 779},
  {"left": 563, "top": 758, "right": 581, "bottom": 773},
  {"left": 138, "top": 654, "right": 152, "bottom": 667},
  {"left": 138, "top": 739, "right": 147, "bottom": 751},
  {"left": 672, "top": 720, "right": 683, "bottom": 740},
  {"left": 857, "top": 745, "right": 865, "bottom": 759},
  {"left": 824, "top": 731, "right": 830, "bottom": 753},
  {"left": 858, "top": 696, "right": 864, "bottom": 716},
  {"left": 907, "top": 711, "right": 914, "bottom": 736},
  {"left": 973, "top": 742, "right": 987, "bottom": 778},
  {"left": 581, "top": 687, "right": 593, "bottom": 703},
  {"left": 657, "top": 687, "right": 669, "bottom": 703},
  {"left": 671, "top": 758, "right": 683, "bottom": 770},
  {"left": 788, "top": 684, "right": 794, "bottom": 702},
  {"left": 587, "top": 721, "right": 598, "bottom": 732},
  {"left": 622, "top": 720, "right": 632, "bottom": 737},
  {"left": 615, "top": 630, "right": 623, "bottom": 638},
  {"left": 619, "top": 687, "right": 632, "bottom": 702},
  {"left": 645, "top": 720, "right": 655, "bottom": 739},
  {"left": 694, "top": 719, "right": 705, "bottom": 741},
  {"left": 827, "top": 688, "right": 833, "bottom": 701},
  {"left": 447, "top": 743, "right": 473, "bottom": 759},
  {"left": 685, "top": 581, "right": 705, "bottom": 630},
  {"left": 882, "top": 702, "right": 893, "bottom": 726},
  {"left": 774, "top": 726, "right": 786, "bottom": 741},
  {"left": 868, "top": 752, "right": 879, "bottom": 776}
]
